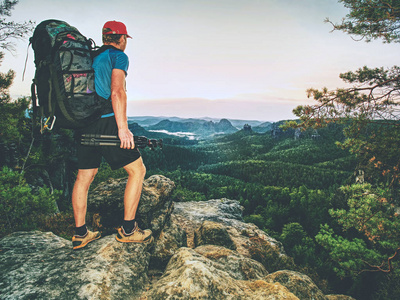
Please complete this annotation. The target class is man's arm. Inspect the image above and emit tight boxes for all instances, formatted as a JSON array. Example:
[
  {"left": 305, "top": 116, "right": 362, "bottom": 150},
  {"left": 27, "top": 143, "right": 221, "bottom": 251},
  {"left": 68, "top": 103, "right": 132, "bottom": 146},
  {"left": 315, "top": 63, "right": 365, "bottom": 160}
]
[{"left": 111, "top": 68, "right": 134, "bottom": 149}]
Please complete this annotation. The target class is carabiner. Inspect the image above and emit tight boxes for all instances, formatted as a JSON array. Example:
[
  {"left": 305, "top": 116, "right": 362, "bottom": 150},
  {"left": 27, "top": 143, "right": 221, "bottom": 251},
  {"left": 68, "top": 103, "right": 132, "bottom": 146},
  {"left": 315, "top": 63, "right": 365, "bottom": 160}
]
[{"left": 40, "top": 116, "right": 56, "bottom": 134}]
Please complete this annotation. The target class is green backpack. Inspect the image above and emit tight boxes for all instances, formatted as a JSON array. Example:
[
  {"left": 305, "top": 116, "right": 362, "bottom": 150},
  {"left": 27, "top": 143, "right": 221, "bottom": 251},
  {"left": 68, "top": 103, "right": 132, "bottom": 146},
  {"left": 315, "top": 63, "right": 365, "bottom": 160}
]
[{"left": 30, "top": 19, "right": 108, "bottom": 132}]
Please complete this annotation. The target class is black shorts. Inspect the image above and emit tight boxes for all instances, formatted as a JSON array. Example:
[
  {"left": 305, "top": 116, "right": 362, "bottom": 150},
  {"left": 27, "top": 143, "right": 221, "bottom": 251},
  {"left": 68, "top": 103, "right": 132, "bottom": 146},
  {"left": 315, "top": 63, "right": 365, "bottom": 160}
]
[{"left": 76, "top": 116, "right": 141, "bottom": 170}]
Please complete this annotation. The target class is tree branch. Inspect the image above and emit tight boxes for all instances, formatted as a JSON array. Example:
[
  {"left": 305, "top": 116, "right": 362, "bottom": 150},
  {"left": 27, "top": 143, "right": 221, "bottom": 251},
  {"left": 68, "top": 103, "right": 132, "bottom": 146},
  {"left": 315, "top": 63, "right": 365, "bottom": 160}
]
[{"left": 361, "top": 247, "right": 400, "bottom": 273}]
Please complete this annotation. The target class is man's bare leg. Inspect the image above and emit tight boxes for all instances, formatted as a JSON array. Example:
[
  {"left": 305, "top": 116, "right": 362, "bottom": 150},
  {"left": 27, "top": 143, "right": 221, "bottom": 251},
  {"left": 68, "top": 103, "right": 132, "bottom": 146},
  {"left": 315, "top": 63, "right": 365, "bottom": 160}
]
[
  {"left": 116, "top": 157, "right": 152, "bottom": 243},
  {"left": 123, "top": 157, "right": 146, "bottom": 221},
  {"left": 72, "top": 168, "right": 98, "bottom": 227},
  {"left": 71, "top": 168, "right": 101, "bottom": 250}
]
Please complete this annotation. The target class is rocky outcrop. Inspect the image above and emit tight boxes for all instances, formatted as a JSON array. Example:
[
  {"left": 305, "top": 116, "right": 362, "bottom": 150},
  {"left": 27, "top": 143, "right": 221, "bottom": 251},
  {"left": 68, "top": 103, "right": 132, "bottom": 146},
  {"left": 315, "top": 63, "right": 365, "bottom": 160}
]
[
  {"left": 88, "top": 175, "right": 175, "bottom": 237},
  {"left": 326, "top": 296, "right": 356, "bottom": 300},
  {"left": 0, "top": 176, "right": 354, "bottom": 300},
  {"left": 172, "top": 199, "right": 286, "bottom": 258},
  {"left": 150, "top": 216, "right": 187, "bottom": 269},
  {"left": 146, "top": 246, "right": 299, "bottom": 300},
  {"left": 194, "top": 220, "right": 236, "bottom": 250},
  {"left": 0, "top": 231, "right": 151, "bottom": 300},
  {"left": 88, "top": 174, "right": 186, "bottom": 270},
  {"left": 265, "top": 270, "right": 327, "bottom": 300},
  {"left": 194, "top": 245, "right": 267, "bottom": 281}
]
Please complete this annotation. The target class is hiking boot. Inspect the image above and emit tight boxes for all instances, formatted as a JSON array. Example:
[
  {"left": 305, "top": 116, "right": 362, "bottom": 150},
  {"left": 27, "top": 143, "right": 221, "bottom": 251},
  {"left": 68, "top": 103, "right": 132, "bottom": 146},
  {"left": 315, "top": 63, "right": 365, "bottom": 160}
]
[
  {"left": 116, "top": 222, "right": 153, "bottom": 243},
  {"left": 72, "top": 230, "right": 101, "bottom": 250}
]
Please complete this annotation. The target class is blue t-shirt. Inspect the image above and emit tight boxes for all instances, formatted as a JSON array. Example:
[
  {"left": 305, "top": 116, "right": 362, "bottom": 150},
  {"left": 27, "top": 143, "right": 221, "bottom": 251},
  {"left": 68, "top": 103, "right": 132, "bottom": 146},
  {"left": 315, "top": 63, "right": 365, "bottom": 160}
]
[{"left": 92, "top": 48, "right": 129, "bottom": 117}]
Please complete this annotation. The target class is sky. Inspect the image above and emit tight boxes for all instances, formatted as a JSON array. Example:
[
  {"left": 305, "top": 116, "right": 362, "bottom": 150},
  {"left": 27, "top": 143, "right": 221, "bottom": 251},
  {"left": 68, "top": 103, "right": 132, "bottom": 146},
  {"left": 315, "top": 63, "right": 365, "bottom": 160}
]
[{"left": 3, "top": 0, "right": 400, "bottom": 121}]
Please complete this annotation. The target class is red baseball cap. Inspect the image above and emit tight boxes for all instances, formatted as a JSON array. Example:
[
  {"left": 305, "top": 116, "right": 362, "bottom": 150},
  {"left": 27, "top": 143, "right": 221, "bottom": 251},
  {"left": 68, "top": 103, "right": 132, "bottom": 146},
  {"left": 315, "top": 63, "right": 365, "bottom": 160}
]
[{"left": 102, "top": 21, "right": 132, "bottom": 38}]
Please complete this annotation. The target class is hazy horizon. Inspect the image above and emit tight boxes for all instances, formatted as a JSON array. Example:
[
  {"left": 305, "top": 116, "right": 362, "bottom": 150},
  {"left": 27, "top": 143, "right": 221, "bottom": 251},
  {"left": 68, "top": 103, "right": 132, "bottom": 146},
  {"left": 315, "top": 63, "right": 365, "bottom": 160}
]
[
  {"left": 4, "top": 0, "right": 400, "bottom": 121},
  {"left": 128, "top": 115, "right": 275, "bottom": 123}
]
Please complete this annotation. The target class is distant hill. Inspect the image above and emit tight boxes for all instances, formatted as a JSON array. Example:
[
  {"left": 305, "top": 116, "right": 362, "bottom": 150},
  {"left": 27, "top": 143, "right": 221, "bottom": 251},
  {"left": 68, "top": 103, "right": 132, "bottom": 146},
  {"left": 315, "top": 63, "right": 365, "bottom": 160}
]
[
  {"left": 147, "top": 118, "right": 238, "bottom": 137},
  {"left": 129, "top": 116, "right": 212, "bottom": 127},
  {"left": 127, "top": 122, "right": 198, "bottom": 145},
  {"left": 227, "top": 119, "right": 266, "bottom": 128},
  {"left": 252, "top": 121, "right": 273, "bottom": 133},
  {"left": 129, "top": 116, "right": 267, "bottom": 129},
  {"left": 128, "top": 116, "right": 168, "bottom": 127},
  {"left": 128, "top": 122, "right": 165, "bottom": 138}
]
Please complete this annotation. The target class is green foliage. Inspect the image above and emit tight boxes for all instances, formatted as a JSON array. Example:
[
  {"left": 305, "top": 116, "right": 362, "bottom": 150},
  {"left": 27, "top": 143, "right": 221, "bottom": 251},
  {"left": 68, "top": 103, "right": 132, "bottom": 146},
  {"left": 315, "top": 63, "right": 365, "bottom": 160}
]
[
  {"left": 0, "top": 0, "right": 35, "bottom": 52},
  {"left": 280, "top": 222, "right": 307, "bottom": 248},
  {"left": 0, "top": 0, "right": 36, "bottom": 167},
  {"left": 0, "top": 60, "right": 30, "bottom": 143},
  {"left": 283, "top": 3, "right": 400, "bottom": 296},
  {"left": 316, "top": 184, "right": 400, "bottom": 279},
  {"left": 199, "top": 160, "right": 350, "bottom": 190},
  {"left": 293, "top": 66, "right": 400, "bottom": 127},
  {"left": 333, "top": 184, "right": 400, "bottom": 245},
  {"left": 288, "top": 186, "right": 331, "bottom": 236},
  {"left": 328, "top": 0, "right": 400, "bottom": 43},
  {"left": 171, "top": 187, "right": 207, "bottom": 202},
  {"left": 289, "top": 67, "right": 400, "bottom": 192},
  {"left": 244, "top": 214, "right": 265, "bottom": 228},
  {"left": 374, "top": 272, "right": 400, "bottom": 300},
  {"left": 314, "top": 156, "right": 357, "bottom": 171},
  {"left": 0, "top": 1, "right": 35, "bottom": 143},
  {"left": 316, "top": 224, "right": 379, "bottom": 279},
  {"left": 0, "top": 167, "right": 60, "bottom": 236},
  {"left": 340, "top": 121, "right": 400, "bottom": 192},
  {"left": 280, "top": 222, "right": 317, "bottom": 267},
  {"left": 141, "top": 144, "right": 211, "bottom": 171},
  {"left": 260, "top": 141, "right": 344, "bottom": 165}
]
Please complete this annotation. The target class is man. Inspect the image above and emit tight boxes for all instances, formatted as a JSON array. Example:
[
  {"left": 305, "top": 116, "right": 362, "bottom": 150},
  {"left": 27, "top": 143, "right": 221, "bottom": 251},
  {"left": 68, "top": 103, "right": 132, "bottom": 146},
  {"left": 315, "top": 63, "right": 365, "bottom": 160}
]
[{"left": 71, "top": 21, "right": 152, "bottom": 250}]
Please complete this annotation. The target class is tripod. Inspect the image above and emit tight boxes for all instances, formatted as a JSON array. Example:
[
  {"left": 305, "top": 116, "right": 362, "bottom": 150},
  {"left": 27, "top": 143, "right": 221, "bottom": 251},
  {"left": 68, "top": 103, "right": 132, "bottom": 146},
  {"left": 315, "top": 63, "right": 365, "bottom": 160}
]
[{"left": 80, "top": 134, "right": 163, "bottom": 150}]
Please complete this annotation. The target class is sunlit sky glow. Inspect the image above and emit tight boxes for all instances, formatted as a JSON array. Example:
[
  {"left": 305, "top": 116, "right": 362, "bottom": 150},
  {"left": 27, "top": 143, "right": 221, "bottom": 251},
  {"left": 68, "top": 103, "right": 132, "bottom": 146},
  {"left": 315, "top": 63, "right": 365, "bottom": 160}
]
[{"left": 4, "top": 0, "right": 400, "bottom": 121}]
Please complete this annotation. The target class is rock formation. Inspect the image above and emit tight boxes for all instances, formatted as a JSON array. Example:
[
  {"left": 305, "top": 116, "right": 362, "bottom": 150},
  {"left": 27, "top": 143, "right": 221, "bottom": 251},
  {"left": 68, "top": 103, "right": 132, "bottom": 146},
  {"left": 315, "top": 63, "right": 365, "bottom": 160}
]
[
  {"left": 0, "top": 175, "right": 355, "bottom": 300},
  {"left": 0, "top": 232, "right": 151, "bottom": 299}
]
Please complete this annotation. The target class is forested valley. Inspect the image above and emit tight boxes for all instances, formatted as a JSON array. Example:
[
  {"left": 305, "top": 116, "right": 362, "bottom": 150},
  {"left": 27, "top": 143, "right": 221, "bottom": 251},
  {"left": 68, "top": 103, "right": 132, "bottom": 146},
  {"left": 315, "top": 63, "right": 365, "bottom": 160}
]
[
  {"left": 139, "top": 124, "right": 356, "bottom": 297},
  {"left": 161, "top": 124, "right": 400, "bottom": 300},
  {"left": 2, "top": 114, "right": 399, "bottom": 299},
  {"left": 97, "top": 120, "right": 397, "bottom": 299}
]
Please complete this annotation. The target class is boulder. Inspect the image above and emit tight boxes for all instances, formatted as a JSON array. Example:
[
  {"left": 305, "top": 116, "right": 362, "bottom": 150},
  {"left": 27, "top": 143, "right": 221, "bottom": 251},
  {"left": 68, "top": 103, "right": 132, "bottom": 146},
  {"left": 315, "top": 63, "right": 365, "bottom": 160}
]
[
  {"left": 145, "top": 247, "right": 298, "bottom": 300},
  {"left": 194, "top": 220, "right": 236, "bottom": 250},
  {"left": 150, "top": 219, "right": 187, "bottom": 269},
  {"left": 326, "top": 296, "right": 356, "bottom": 300},
  {"left": 173, "top": 198, "right": 244, "bottom": 226},
  {"left": 173, "top": 199, "right": 287, "bottom": 267},
  {"left": 0, "top": 231, "right": 152, "bottom": 299},
  {"left": 136, "top": 175, "right": 176, "bottom": 236},
  {"left": 246, "top": 235, "right": 295, "bottom": 273},
  {"left": 242, "top": 281, "right": 300, "bottom": 300},
  {"left": 88, "top": 175, "right": 175, "bottom": 237},
  {"left": 265, "top": 270, "right": 327, "bottom": 300},
  {"left": 194, "top": 245, "right": 268, "bottom": 280}
]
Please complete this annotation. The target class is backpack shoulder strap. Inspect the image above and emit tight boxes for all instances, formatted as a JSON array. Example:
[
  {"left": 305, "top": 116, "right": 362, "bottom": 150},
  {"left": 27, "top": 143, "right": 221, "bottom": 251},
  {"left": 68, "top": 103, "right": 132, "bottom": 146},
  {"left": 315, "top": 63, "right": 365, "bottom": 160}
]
[{"left": 91, "top": 45, "right": 122, "bottom": 58}]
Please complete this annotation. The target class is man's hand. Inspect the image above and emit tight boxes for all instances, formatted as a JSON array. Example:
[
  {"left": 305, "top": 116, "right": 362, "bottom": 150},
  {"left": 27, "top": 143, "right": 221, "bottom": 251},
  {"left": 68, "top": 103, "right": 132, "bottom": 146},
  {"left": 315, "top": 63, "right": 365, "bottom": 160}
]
[{"left": 118, "top": 128, "right": 135, "bottom": 149}]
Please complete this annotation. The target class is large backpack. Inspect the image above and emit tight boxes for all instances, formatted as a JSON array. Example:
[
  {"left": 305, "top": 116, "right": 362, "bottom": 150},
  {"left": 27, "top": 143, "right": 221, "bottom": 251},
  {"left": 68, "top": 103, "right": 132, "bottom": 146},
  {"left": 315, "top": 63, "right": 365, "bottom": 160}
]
[{"left": 30, "top": 19, "right": 108, "bottom": 132}]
